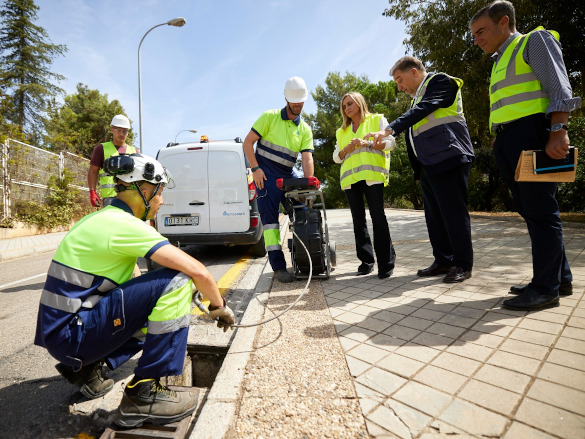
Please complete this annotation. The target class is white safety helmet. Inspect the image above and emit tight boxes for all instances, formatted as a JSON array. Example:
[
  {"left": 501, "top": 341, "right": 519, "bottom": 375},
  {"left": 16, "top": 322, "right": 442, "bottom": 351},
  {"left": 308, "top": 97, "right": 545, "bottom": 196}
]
[
  {"left": 111, "top": 114, "right": 131, "bottom": 129},
  {"left": 284, "top": 76, "right": 308, "bottom": 103},
  {"left": 104, "top": 153, "right": 174, "bottom": 187}
]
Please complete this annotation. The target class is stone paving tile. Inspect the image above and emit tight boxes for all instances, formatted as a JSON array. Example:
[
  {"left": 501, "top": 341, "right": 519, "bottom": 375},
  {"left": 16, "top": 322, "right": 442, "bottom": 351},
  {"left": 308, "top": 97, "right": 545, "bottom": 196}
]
[
  {"left": 487, "top": 349, "right": 542, "bottom": 375},
  {"left": 438, "top": 398, "right": 508, "bottom": 437},
  {"left": 338, "top": 325, "right": 376, "bottom": 342},
  {"left": 515, "top": 397, "right": 585, "bottom": 438},
  {"left": 431, "top": 351, "right": 482, "bottom": 376},
  {"left": 377, "top": 353, "right": 426, "bottom": 378},
  {"left": 503, "top": 422, "right": 558, "bottom": 439},
  {"left": 459, "top": 329, "right": 504, "bottom": 348},
  {"left": 499, "top": 337, "right": 551, "bottom": 360},
  {"left": 509, "top": 327, "right": 559, "bottom": 347},
  {"left": 414, "top": 364, "right": 468, "bottom": 394},
  {"left": 555, "top": 336, "right": 585, "bottom": 355},
  {"left": 547, "top": 348, "right": 585, "bottom": 371},
  {"left": 517, "top": 317, "right": 565, "bottom": 334},
  {"left": 563, "top": 325, "right": 585, "bottom": 341},
  {"left": 392, "top": 381, "right": 452, "bottom": 418},
  {"left": 382, "top": 324, "right": 422, "bottom": 342},
  {"left": 538, "top": 362, "right": 585, "bottom": 390},
  {"left": 347, "top": 343, "right": 391, "bottom": 365},
  {"left": 473, "top": 363, "right": 532, "bottom": 394},
  {"left": 394, "top": 342, "right": 441, "bottom": 363},
  {"left": 527, "top": 379, "right": 585, "bottom": 416},
  {"left": 355, "top": 367, "right": 407, "bottom": 395},
  {"left": 355, "top": 317, "right": 394, "bottom": 333},
  {"left": 458, "top": 379, "right": 521, "bottom": 414},
  {"left": 345, "top": 355, "right": 372, "bottom": 378}
]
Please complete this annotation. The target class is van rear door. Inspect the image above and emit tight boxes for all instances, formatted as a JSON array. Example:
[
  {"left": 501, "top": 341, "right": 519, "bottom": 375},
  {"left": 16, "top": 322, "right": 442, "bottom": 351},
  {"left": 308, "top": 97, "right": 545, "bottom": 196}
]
[
  {"left": 208, "top": 144, "right": 250, "bottom": 233},
  {"left": 156, "top": 143, "right": 211, "bottom": 234}
]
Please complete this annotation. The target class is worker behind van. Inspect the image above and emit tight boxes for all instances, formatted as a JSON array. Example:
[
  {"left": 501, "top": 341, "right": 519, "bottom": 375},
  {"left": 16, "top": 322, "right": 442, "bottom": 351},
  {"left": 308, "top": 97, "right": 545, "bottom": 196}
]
[{"left": 243, "top": 76, "right": 315, "bottom": 283}]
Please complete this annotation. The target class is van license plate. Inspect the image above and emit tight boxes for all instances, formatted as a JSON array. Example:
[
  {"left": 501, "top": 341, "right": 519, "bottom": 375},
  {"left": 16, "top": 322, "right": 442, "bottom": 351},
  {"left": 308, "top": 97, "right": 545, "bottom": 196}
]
[{"left": 165, "top": 216, "right": 199, "bottom": 226}]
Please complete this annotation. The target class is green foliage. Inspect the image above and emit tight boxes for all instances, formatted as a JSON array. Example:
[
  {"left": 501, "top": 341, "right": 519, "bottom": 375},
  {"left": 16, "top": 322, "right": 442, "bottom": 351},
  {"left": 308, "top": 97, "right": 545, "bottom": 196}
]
[
  {"left": 0, "top": 0, "right": 67, "bottom": 140},
  {"left": 305, "top": 72, "right": 420, "bottom": 209},
  {"left": 15, "top": 170, "right": 90, "bottom": 229},
  {"left": 44, "top": 83, "right": 133, "bottom": 158},
  {"left": 382, "top": 0, "right": 584, "bottom": 212}
]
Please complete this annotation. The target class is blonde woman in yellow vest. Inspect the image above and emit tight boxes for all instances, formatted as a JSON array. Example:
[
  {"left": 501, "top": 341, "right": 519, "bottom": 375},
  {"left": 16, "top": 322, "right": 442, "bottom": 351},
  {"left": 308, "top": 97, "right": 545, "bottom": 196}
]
[
  {"left": 470, "top": 1, "right": 580, "bottom": 311},
  {"left": 333, "top": 92, "right": 397, "bottom": 279},
  {"left": 88, "top": 114, "right": 137, "bottom": 208}
]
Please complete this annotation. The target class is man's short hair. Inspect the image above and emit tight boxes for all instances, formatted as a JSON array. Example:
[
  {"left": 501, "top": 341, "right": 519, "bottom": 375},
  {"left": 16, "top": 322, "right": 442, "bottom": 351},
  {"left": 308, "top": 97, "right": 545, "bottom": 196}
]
[
  {"left": 390, "top": 56, "right": 426, "bottom": 76},
  {"left": 470, "top": 0, "right": 516, "bottom": 31}
]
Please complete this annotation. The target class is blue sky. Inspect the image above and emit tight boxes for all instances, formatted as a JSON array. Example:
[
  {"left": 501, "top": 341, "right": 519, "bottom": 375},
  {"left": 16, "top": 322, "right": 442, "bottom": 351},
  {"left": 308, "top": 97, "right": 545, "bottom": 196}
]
[{"left": 35, "top": 0, "right": 406, "bottom": 158}]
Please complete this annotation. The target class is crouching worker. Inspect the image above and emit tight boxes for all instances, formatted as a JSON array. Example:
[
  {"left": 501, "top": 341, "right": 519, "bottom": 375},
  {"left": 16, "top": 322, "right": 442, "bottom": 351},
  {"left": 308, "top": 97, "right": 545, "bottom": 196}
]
[{"left": 34, "top": 153, "right": 235, "bottom": 428}]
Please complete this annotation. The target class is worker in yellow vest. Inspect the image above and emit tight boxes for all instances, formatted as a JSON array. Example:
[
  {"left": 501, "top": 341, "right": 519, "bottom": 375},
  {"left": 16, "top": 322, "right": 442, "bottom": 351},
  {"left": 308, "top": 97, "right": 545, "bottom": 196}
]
[
  {"left": 470, "top": 1, "right": 581, "bottom": 311},
  {"left": 88, "top": 114, "right": 137, "bottom": 208},
  {"left": 368, "top": 56, "right": 475, "bottom": 283}
]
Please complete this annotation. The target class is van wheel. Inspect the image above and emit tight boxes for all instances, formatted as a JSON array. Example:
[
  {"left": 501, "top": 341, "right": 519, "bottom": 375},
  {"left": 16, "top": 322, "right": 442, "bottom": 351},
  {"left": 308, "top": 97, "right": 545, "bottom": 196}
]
[
  {"left": 251, "top": 236, "right": 267, "bottom": 257},
  {"left": 146, "top": 259, "right": 164, "bottom": 272}
]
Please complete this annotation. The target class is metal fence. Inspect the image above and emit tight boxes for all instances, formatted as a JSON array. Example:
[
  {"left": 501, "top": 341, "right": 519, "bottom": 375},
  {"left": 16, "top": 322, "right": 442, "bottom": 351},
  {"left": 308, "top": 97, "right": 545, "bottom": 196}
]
[{"left": 1, "top": 139, "right": 90, "bottom": 219}]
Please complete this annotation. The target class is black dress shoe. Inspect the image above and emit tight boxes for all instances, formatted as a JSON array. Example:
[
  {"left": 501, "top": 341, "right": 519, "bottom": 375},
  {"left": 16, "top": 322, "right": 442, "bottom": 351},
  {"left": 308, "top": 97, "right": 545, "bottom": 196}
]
[
  {"left": 503, "top": 291, "right": 560, "bottom": 311},
  {"left": 443, "top": 267, "right": 471, "bottom": 283},
  {"left": 357, "top": 263, "right": 374, "bottom": 275},
  {"left": 378, "top": 269, "right": 393, "bottom": 279},
  {"left": 509, "top": 282, "right": 573, "bottom": 296},
  {"left": 417, "top": 261, "right": 452, "bottom": 277}
]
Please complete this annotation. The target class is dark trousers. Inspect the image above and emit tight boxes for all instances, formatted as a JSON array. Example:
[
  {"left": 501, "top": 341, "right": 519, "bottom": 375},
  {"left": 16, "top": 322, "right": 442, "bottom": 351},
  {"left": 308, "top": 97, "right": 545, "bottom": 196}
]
[
  {"left": 345, "top": 181, "right": 396, "bottom": 273},
  {"left": 419, "top": 163, "right": 473, "bottom": 271},
  {"left": 256, "top": 173, "right": 287, "bottom": 271},
  {"left": 493, "top": 113, "right": 572, "bottom": 295}
]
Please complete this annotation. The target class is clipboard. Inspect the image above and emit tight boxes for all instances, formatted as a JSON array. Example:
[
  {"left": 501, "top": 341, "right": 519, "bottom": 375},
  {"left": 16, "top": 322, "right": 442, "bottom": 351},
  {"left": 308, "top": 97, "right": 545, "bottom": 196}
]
[{"left": 515, "top": 148, "right": 578, "bottom": 182}]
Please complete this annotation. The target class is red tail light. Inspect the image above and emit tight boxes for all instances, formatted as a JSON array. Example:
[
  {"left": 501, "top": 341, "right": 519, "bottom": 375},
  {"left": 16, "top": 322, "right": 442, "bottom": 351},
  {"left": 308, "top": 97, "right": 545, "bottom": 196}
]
[
  {"left": 250, "top": 217, "right": 259, "bottom": 228},
  {"left": 248, "top": 180, "right": 257, "bottom": 201}
]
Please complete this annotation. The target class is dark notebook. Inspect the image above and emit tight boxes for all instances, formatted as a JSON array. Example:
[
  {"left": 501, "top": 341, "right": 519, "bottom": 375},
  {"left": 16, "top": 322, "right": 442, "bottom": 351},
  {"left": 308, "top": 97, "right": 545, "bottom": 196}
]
[{"left": 533, "top": 147, "right": 576, "bottom": 174}]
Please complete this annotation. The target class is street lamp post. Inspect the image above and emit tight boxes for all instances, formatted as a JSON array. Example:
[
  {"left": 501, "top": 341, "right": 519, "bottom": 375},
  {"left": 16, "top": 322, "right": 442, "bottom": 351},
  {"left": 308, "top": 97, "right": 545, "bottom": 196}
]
[
  {"left": 174, "top": 129, "right": 198, "bottom": 144},
  {"left": 138, "top": 17, "right": 186, "bottom": 153}
]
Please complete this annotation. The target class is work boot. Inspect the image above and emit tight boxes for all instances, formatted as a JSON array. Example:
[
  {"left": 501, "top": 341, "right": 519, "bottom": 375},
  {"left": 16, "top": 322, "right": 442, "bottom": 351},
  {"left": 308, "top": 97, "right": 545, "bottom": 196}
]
[
  {"left": 55, "top": 360, "right": 114, "bottom": 399},
  {"left": 115, "top": 378, "right": 198, "bottom": 428},
  {"left": 275, "top": 269, "right": 294, "bottom": 283}
]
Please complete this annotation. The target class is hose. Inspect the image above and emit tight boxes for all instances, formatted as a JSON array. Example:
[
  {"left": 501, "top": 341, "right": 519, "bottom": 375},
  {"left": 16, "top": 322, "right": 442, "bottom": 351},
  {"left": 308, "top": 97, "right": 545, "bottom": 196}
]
[{"left": 193, "top": 230, "right": 313, "bottom": 328}]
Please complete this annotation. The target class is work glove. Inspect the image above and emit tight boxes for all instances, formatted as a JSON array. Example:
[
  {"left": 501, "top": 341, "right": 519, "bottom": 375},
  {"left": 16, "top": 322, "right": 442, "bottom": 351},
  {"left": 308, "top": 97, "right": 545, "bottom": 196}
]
[
  {"left": 89, "top": 190, "right": 101, "bottom": 207},
  {"left": 207, "top": 298, "right": 235, "bottom": 332}
]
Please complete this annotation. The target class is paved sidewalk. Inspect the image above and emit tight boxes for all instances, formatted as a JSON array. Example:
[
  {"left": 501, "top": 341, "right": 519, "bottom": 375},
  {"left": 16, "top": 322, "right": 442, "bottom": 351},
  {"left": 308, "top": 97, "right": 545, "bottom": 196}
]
[
  {"left": 212, "top": 209, "right": 585, "bottom": 438},
  {"left": 0, "top": 231, "right": 67, "bottom": 262}
]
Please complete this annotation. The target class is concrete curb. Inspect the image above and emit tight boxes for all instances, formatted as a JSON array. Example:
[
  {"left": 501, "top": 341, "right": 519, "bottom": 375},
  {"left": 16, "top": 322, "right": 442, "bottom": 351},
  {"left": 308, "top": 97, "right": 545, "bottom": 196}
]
[{"left": 188, "top": 217, "right": 289, "bottom": 438}]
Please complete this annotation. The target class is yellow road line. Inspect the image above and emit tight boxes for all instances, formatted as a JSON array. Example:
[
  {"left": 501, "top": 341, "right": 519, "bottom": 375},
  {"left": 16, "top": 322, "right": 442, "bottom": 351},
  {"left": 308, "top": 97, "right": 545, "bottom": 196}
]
[{"left": 191, "top": 251, "right": 253, "bottom": 315}]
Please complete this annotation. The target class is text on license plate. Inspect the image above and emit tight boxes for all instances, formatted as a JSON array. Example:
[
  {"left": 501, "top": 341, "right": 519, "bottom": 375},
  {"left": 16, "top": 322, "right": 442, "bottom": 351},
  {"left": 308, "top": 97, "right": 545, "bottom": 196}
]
[{"left": 165, "top": 216, "right": 199, "bottom": 226}]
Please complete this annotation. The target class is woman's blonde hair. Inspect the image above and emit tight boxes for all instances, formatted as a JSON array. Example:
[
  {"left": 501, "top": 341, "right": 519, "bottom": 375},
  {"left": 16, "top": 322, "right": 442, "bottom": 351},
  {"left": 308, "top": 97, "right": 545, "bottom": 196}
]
[{"left": 340, "top": 92, "right": 370, "bottom": 130}]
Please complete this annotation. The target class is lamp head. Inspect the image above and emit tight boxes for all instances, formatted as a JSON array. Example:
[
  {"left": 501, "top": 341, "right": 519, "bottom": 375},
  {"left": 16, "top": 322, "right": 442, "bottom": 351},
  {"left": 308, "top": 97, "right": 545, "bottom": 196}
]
[{"left": 167, "top": 17, "right": 186, "bottom": 27}]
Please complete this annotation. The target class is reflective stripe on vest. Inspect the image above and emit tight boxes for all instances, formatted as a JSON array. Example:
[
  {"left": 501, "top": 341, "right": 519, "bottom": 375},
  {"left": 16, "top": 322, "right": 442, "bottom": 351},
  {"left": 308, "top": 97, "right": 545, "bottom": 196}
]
[
  {"left": 263, "top": 223, "right": 281, "bottom": 252},
  {"left": 147, "top": 272, "right": 193, "bottom": 335},
  {"left": 489, "top": 27, "right": 556, "bottom": 133},
  {"left": 257, "top": 138, "right": 298, "bottom": 169},
  {"left": 99, "top": 142, "right": 137, "bottom": 198},
  {"left": 337, "top": 114, "right": 390, "bottom": 188},
  {"left": 412, "top": 74, "right": 466, "bottom": 137}
]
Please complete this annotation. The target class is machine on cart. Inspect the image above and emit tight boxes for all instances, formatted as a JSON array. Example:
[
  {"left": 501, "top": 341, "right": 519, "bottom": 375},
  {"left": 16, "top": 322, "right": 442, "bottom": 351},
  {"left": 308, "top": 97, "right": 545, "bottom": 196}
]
[{"left": 276, "top": 177, "right": 336, "bottom": 279}]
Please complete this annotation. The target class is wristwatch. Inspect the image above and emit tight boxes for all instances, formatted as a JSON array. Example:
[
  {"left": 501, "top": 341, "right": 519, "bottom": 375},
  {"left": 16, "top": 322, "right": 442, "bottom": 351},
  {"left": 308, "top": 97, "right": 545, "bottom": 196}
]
[{"left": 549, "top": 123, "right": 568, "bottom": 132}]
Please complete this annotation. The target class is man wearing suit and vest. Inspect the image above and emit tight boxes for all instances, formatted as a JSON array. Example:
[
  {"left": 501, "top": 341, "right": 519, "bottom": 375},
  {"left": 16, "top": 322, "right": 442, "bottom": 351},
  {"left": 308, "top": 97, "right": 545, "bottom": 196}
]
[
  {"left": 470, "top": 0, "right": 581, "bottom": 310},
  {"left": 88, "top": 114, "right": 137, "bottom": 208},
  {"left": 368, "top": 56, "right": 475, "bottom": 283}
]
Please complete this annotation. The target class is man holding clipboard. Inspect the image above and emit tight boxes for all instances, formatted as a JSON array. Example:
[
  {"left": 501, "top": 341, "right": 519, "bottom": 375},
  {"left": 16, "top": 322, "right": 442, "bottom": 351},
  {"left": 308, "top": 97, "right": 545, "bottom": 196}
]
[{"left": 470, "top": 1, "right": 581, "bottom": 311}]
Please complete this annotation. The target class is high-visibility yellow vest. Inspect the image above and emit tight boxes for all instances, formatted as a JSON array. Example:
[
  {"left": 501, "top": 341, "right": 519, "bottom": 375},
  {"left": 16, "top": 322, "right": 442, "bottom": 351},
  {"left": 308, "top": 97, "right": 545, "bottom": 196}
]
[
  {"left": 411, "top": 73, "right": 466, "bottom": 138},
  {"left": 489, "top": 27, "right": 557, "bottom": 134},
  {"left": 336, "top": 114, "right": 390, "bottom": 188},
  {"left": 99, "top": 142, "right": 136, "bottom": 198}
]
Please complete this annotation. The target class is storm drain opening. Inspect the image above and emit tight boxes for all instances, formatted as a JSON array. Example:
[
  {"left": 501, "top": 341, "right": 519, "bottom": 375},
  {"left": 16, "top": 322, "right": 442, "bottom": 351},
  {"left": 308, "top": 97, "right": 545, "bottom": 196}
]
[{"left": 188, "top": 345, "right": 228, "bottom": 388}]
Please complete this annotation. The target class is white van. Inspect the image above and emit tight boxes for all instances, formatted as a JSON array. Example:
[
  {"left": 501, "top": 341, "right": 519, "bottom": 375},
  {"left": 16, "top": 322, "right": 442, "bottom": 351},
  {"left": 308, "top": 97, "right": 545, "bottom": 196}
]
[{"left": 152, "top": 137, "right": 265, "bottom": 259}]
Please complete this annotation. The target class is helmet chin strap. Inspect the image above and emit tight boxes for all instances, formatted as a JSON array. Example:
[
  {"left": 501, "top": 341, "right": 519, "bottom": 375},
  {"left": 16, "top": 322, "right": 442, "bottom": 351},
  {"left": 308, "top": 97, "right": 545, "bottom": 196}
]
[{"left": 134, "top": 183, "right": 163, "bottom": 221}]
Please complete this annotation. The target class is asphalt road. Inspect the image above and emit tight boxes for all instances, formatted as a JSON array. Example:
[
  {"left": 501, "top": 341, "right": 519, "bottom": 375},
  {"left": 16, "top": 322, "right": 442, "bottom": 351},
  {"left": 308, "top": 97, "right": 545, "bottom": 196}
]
[{"left": 0, "top": 244, "right": 251, "bottom": 439}]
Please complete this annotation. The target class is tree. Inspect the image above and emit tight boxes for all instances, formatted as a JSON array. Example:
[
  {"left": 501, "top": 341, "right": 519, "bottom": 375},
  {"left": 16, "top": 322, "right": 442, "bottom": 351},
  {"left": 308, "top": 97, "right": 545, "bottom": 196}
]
[
  {"left": 44, "top": 83, "right": 133, "bottom": 158},
  {"left": 305, "top": 72, "right": 422, "bottom": 209},
  {"left": 383, "top": 0, "right": 584, "bottom": 211},
  {"left": 0, "top": 0, "right": 67, "bottom": 141}
]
